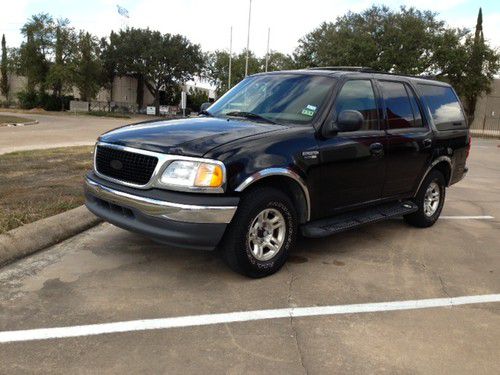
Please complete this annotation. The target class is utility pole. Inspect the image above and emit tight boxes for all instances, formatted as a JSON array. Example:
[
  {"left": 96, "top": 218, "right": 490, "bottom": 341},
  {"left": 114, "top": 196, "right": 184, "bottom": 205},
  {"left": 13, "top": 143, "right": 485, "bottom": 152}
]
[
  {"left": 265, "top": 27, "right": 270, "bottom": 72},
  {"left": 228, "top": 26, "right": 232, "bottom": 90},
  {"left": 245, "top": 0, "right": 252, "bottom": 77}
]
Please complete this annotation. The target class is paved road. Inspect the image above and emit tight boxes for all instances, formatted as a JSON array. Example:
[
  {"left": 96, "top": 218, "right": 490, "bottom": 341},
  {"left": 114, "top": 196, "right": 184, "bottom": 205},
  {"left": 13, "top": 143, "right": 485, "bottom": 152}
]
[
  {"left": 0, "top": 111, "right": 151, "bottom": 154},
  {"left": 0, "top": 139, "right": 499, "bottom": 374}
]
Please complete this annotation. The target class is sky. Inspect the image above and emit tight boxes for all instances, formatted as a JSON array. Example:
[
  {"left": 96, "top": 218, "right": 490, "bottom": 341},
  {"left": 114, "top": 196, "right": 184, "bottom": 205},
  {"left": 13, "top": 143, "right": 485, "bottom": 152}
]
[{"left": 1, "top": 0, "right": 499, "bottom": 57}]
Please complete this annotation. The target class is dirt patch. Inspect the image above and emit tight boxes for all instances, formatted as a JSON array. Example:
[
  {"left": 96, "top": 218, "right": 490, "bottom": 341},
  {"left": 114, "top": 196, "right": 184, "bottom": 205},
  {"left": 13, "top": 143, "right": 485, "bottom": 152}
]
[
  {"left": 28, "top": 107, "right": 47, "bottom": 113},
  {"left": 0, "top": 146, "right": 94, "bottom": 233}
]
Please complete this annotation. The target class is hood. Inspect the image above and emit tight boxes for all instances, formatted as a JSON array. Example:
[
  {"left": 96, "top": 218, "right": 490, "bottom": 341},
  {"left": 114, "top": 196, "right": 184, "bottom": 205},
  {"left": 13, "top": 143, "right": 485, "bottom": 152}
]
[{"left": 98, "top": 117, "right": 283, "bottom": 156}]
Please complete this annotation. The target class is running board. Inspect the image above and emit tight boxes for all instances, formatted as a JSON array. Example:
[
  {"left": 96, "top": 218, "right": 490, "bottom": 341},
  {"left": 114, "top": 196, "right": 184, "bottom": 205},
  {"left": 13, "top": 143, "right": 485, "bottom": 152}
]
[{"left": 301, "top": 201, "right": 418, "bottom": 238}]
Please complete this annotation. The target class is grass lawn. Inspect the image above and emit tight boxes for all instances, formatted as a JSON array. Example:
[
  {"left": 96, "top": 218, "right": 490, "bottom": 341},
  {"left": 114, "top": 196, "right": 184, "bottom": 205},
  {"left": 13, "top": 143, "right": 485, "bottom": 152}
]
[
  {"left": 0, "top": 114, "right": 33, "bottom": 125},
  {"left": 0, "top": 146, "right": 94, "bottom": 234}
]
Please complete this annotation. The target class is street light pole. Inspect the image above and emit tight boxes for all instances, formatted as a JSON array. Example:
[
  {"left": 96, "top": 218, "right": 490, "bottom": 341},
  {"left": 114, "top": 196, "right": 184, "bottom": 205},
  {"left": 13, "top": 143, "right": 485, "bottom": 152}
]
[
  {"left": 245, "top": 0, "right": 252, "bottom": 77},
  {"left": 265, "top": 27, "right": 270, "bottom": 72},
  {"left": 228, "top": 26, "right": 232, "bottom": 90}
]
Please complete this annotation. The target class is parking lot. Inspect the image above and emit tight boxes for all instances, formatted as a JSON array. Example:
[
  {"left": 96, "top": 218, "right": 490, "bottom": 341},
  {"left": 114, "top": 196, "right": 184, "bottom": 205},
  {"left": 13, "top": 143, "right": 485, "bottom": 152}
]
[
  {"left": 0, "top": 138, "right": 499, "bottom": 374},
  {"left": 0, "top": 111, "right": 136, "bottom": 155}
]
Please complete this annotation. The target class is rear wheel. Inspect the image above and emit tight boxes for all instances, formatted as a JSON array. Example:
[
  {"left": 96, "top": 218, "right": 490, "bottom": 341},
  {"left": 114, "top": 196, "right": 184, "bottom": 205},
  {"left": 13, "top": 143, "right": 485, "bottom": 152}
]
[
  {"left": 404, "top": 169, "right": 446, "bottom": 228},
  {"left": 221, "top": 187, "right": 297, "bottom": 278}
]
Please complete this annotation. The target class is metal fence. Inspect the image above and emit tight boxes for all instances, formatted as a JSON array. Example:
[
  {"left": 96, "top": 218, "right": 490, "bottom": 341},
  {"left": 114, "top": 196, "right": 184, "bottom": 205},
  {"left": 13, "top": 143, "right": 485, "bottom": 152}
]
[
  {"left": 469, "top": 94, "right": 500, "bottom": 138},
  {"left": 470, "top": 117, "right": 500, "bottom": 139},
  {"left": 89, "top": 101, "right": 138, "bottom": 114}
]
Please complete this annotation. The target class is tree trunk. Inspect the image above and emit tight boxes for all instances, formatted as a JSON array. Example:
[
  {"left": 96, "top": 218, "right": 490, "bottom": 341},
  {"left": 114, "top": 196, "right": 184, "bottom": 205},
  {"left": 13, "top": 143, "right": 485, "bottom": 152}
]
[
  {"left": 466, "top": 96, "right": 477, "bottom": 123},
  {"left": 155, "top": 88, "right": 160, "bottom": 116},
  {"left": 136, "top": 75, "right": 144, "bottom": 109}
]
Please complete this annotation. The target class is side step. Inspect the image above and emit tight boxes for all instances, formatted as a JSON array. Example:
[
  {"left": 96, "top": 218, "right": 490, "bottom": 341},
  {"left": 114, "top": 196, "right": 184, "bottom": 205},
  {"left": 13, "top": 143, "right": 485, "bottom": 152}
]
[{"left": 301, "top": 201, "right": 418, "bottom": 238}]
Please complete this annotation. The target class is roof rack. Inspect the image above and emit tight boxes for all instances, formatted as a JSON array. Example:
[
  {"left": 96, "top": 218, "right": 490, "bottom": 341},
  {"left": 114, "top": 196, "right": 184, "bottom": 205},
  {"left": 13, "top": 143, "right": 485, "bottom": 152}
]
[
  {"left": 306, "top": 66, "right": 438, "bottom": 81},
  {"left": 307, "top": 66, "right": 377, "bottom": 72}
]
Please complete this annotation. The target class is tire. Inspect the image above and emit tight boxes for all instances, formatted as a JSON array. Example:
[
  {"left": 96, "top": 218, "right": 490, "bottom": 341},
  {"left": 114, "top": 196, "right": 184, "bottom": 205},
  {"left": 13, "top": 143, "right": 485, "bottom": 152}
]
[
  {"left": 404, "top": 169, "right": 446, "bottom": 228},
  {"left": 221, "top": 186, "right": 298, "bottom": 278}
]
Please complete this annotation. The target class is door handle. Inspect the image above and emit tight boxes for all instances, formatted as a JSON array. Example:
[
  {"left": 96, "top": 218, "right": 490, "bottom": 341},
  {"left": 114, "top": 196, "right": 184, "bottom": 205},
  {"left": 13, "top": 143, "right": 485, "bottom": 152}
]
[
  {"left": 423, "top": 138, "right": 432, "bottom": 148},
  {"left": 369, "top": 142, "right": 384, "bottom": 155}
]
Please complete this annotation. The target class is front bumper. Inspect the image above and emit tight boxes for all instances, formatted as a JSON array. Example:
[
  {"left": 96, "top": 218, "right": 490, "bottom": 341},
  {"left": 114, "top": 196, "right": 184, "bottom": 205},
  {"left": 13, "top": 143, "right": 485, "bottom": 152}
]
[{"left": 84, "top": 173, "right": 239, "bottom": 250}]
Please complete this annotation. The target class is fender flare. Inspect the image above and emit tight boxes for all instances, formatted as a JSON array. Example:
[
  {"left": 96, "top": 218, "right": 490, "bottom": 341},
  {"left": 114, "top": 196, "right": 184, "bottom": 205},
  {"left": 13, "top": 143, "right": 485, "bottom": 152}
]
[
  {"left": 235, "top": 168, "right": 311, "bottom": 221},
  {"left": 414, "top": 156, "right": 452, "bottom": 196}
]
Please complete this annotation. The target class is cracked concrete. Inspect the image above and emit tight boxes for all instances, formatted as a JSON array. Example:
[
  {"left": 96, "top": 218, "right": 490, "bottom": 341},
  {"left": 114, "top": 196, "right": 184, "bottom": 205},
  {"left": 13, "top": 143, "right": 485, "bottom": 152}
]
[{"left": 0, "top": 138, "right": 499, "bottom": 374}]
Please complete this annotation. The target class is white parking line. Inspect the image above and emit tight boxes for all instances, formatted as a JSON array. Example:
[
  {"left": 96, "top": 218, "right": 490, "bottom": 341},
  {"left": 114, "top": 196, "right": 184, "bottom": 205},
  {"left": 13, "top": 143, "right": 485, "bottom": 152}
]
[
  {"left": 440, "top": 215, "right": 494, "bottom": 220},
  {"left": 1, "top": 294, "right": 499, "bottom": 344}
]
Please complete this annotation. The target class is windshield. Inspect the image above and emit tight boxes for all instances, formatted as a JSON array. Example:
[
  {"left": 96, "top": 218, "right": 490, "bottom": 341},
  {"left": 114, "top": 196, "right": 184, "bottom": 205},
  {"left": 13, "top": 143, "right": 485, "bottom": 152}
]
[{"left": 207, "top": 74, "right": 335, "bottom": 125}]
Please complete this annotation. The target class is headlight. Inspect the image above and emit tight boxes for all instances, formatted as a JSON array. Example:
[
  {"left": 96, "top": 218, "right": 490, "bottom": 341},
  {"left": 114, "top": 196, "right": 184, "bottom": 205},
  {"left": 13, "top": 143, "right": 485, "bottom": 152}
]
[{"left": 159, "top": 160, "right": 224, "bottom": 190}]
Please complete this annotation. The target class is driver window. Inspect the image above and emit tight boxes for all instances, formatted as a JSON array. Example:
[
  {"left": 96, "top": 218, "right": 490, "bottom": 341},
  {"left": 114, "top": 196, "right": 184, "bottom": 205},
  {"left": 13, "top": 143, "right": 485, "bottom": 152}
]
[{"left": 334, "top": 80, "right": 379, "bottom": 130}]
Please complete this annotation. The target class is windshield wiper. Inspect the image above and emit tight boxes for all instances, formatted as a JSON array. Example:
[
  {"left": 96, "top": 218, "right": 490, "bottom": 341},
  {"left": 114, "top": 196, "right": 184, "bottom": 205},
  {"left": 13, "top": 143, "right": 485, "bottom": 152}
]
[
  {"left": 225, "top": 111, "right": 277, "bottom": 124},
  {"left": 199, "top": 109, "right": 213, "bottom": 117}
]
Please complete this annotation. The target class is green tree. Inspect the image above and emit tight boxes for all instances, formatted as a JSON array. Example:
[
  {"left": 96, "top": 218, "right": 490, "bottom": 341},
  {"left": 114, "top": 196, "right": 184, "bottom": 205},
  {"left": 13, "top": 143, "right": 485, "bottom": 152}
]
[
  {"left": 74, "top": 32, "right": 102, "bottom": 101},
  {"left": 99, "top": 35, "right": 116, "bottom": 101},
  {"left": 263, "top": 51, "right": 296, "bottom": 72},
  {"left": 46, "top": 19, "right": 77, "bottom": 108},
  {"left": 294, "top": 6, "right": 449, "bottom": 74},
  {"left": 1, "top": 35, "right": 8, "bottom": 100},
  {"left": 19, "top": 13, "right": 54, "bottom": 93},
  {"left": 187, "top": 87, "right": 209, "bottom": 112},
  {"left": 143, "top": 32, "right": 204, "bottom": 114},
  {"left": 431, "top": 8, "right": 499, "bottom": 119},
  {"left": 103, "top": 28, "right": 156, "bottom": 108},
  {"left": 206, "top": 49, "right": 260, "bottom": 96},
  {"left": 460, "top": 8, "right": 498, "bottom": 119}
]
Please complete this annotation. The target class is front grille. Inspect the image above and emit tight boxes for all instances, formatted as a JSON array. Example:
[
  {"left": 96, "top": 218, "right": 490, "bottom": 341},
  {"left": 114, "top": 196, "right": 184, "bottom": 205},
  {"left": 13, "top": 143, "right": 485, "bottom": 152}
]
[{"left": 95, "top": 145, "right": 158, "bottom": 185}]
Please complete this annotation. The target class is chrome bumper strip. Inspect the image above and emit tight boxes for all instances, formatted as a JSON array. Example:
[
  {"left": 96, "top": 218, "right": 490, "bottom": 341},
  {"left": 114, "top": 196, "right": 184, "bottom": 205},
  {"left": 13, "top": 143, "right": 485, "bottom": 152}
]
[{"left": 85, "top": 177, "right": 237, "bottom": 224}]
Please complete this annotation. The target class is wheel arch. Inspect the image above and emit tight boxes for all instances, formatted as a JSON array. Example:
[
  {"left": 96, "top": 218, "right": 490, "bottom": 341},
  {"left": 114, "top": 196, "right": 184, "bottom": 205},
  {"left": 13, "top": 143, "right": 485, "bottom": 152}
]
[
  {"left": 235, "top": 168, "right": 311, "bottom": 223},
  {"left": 414, "top": 156, "right": 452, "bottom": 196}
]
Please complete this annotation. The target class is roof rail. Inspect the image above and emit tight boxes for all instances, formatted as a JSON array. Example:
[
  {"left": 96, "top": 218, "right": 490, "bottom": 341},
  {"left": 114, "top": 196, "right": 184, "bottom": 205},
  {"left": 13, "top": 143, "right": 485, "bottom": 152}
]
[
  {"left": 306, "top": 66, "right": 439, "bottom": 81},
  {"left": 307, "top": 66, "right": 377, "bottom": 72}
]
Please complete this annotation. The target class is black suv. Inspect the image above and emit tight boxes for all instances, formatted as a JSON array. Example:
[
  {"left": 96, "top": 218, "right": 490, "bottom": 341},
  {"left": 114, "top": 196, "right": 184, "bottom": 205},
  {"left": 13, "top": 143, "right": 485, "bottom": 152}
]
[{"left": 85, "top": 68, "right": 470, "bottom": 277}]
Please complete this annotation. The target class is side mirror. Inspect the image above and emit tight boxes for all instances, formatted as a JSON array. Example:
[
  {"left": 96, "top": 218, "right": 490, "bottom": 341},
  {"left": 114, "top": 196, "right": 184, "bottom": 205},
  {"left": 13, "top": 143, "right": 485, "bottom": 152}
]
[
  {"left": 199, "top": 102, "right": 211, "bottom": 113},
  {"left": 336, "top": 110, "right": 364, "bottom": 132}
]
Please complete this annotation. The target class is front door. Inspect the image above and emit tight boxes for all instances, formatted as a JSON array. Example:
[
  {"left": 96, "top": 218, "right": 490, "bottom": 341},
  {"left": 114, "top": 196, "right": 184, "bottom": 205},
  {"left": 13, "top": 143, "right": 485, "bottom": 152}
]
[{"left": 317, "top": 79, "right": 387, "bottom": 219}]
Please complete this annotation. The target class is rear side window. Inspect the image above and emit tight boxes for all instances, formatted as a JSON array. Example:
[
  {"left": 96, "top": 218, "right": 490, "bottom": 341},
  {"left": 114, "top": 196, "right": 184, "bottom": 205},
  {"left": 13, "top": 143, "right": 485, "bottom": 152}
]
[
  {"left": 380, "top": 81, "right": 423, "bottom": 129},
  {"left": 334, "top": 80, "right": 379, "bottom": 130},
  {"left": 418, "top": 84, "right": 466, "bottom": 130}
]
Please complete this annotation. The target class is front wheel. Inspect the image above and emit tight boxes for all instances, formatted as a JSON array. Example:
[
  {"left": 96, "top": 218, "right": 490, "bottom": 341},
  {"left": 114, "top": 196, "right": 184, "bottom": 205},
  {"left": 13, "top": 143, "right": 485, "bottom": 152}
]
[
  {"left": 404, "top": 169, "right": 446, "bottom": 228},
  {"left": 221, "top": 187, "right": 298, "bottom": 278}
]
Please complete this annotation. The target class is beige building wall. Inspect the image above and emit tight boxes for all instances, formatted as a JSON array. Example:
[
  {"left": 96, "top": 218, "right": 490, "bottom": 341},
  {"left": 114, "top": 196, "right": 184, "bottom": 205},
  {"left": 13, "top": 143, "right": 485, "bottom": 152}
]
[
  {"left": 0, "top": 74, "right": 27, "bottom": 102},
  {"left": 0, "top": 74, "right": 155, "bottom": 106},
  {"left": 470, "top": 79, "right": 500, "bottom": 135}
]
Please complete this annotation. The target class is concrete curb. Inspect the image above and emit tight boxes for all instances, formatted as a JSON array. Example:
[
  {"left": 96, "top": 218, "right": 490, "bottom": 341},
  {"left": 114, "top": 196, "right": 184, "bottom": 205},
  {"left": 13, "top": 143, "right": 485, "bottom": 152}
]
[
  {"left": 0, "top": 120, "right": 39, "bottom": 127},
  {"left": 0, "top": 205, "right": 102, "bottom": 266}
]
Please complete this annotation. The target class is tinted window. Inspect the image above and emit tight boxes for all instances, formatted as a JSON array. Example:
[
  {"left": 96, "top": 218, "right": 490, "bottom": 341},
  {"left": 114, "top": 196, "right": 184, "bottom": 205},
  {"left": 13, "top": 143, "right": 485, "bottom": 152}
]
[
  {"left": 380, "top": 81, "right": 416, "bottom": 129},
  {"left": 418, "top": 84, "right": 465, "bottom": 130},
  {"left": 208, "top": 74, "right": 335, "bottom": 125},
  {"left": 334, "top": 80, "right": 378, "bottom": 130}
]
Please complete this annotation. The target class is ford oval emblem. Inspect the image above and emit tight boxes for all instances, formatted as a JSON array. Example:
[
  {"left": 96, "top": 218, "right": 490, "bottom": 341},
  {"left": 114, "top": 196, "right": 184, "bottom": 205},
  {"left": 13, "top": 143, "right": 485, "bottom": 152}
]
[{"left": 110, "top": 160, "right": 123, "bottom": 170}]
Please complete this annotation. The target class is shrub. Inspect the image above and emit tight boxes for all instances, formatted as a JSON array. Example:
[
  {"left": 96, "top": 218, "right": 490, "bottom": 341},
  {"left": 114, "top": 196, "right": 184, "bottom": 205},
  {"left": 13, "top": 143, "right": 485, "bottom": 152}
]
[
  {"left": 16, "top": 91, "right": 74, "bottom": 111},
  {"left": 17, "top": 91, "right": 38, "bottom": 109}
]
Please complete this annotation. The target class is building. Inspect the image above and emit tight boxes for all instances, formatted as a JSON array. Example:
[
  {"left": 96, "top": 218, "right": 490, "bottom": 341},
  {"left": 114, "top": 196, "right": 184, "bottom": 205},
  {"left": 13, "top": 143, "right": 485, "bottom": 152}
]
[
  {"left": 0, "top": 74, "right": 216, "bottom": 111},
  {"left": 470, "top": 79, "right": 500, "bottom": 138}
]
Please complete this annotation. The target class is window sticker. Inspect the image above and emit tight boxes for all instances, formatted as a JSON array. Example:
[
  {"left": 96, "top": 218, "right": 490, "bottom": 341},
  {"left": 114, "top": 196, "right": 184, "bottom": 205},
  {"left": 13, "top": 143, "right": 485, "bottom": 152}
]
[{"left": 301, "top": 104, "right": 317, "bottom": 117}]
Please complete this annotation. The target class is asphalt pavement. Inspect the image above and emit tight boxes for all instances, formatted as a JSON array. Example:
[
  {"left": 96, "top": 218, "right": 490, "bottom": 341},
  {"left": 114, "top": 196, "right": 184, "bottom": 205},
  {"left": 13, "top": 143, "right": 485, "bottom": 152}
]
[
  {"left": 0, "top": 111, "right": 148, "bottom": 154},
  {"left": 0, "top": 139, "right": 499, "bottom": 374}
]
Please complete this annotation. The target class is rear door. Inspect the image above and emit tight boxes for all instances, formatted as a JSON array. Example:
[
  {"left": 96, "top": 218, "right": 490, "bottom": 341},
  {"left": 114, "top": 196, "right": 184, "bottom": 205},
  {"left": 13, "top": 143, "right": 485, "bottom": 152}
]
[
  {"left": 378, "top": 79, "right": 433, "bottom": 198},
  {"left": 317, "top": 78, "right": 387, "bottom": 218}
]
